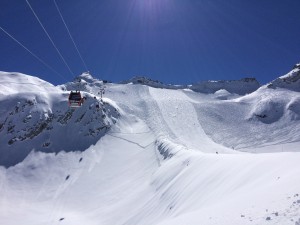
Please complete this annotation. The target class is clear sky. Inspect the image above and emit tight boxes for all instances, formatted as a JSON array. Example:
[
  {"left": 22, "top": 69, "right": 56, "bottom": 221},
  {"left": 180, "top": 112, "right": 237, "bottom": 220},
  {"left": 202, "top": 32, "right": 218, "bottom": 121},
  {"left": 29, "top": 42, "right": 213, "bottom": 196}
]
[{"left": 1, "top": 0, "right": 300, "bottom": 85}]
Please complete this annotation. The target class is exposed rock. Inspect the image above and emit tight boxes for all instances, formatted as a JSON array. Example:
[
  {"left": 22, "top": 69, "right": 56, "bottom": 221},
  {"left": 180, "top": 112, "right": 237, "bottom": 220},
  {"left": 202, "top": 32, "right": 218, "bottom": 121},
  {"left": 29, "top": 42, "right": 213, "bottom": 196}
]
[
  {"left": 0, "top": 95, "right": 120, "bottom": 167},
  {"left": 267, "top": 63, "right": 300, "bottom": 92}
]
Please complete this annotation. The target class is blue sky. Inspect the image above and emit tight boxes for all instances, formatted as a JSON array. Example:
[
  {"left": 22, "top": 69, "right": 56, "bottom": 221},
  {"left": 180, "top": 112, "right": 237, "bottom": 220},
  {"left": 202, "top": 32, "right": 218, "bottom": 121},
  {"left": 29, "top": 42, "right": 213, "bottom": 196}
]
[{"left": 1, "top": 0, "right": 300, "bottom": 85}]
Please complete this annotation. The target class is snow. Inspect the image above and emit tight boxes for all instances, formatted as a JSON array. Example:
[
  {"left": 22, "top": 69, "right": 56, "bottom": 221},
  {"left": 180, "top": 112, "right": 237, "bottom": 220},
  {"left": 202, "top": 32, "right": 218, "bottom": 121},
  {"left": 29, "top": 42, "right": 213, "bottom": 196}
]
[
  {"left": 0, "top": 72, "right": 119, "bottom": 167},
  {"left": 0, "top": 68, "right": 300, "bottom": 225},
  {"left": 190, "top": 77, "right": 260, "bottom": 95},
  {"left": 267, "top": 64, "right": 300, "bottom": 92},
  {"left": 122, "top": 76, "right": 260, "bottom": 95},
  {"left": 0, "top": 71, "right": 59, "bottom": 97}
]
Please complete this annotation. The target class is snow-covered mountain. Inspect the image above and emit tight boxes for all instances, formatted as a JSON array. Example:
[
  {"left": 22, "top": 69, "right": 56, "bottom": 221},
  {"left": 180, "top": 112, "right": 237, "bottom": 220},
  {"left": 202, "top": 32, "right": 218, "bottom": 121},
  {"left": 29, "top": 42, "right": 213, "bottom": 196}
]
[
  {"left": 0, "top": 65, "right": 300, "bottom": 225},
  {"left": 121, "top": 76, "right": 260, "bottom": 95},
  {"left": 267, "top": 63, "right": 300, "bottom": 92},
  {"left": 0, "top": 72, "right": 119, "bottom": 167},
  {"left": 189, "top": 77, "right": 260, "bottom": 95}
]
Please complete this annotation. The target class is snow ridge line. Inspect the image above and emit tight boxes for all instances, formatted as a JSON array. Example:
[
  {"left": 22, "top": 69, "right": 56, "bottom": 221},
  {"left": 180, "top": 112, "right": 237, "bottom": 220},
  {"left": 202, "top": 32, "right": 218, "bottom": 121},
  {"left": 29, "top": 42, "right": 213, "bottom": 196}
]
[{"left": 155, "top": 136, "right": 191, "bottom": 161}]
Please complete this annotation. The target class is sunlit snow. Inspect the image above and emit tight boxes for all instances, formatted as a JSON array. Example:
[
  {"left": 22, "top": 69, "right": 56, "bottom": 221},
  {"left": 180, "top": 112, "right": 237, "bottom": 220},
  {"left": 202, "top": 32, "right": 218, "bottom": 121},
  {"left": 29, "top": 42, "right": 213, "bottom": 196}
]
[{"left": 0, "top": 66, "right": 300, "bottom": 225}]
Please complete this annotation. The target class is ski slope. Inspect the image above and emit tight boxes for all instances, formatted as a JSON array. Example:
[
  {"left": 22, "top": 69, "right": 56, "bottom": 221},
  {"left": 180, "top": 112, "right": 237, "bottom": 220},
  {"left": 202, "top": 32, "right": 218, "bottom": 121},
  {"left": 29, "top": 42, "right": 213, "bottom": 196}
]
[{"left": 0, "top": 70, "right": 300, "bottom": 225}]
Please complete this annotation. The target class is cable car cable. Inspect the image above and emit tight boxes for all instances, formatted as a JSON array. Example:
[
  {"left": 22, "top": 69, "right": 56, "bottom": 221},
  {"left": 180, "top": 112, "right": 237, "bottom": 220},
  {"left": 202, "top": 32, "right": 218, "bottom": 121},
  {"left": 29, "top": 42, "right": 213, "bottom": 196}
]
[
  {"left": 25, "top": 0, "right": 74, "bottom": 77},
  {"left": 0, "top": 26, "right": 67, "bottom": 82},
  {"left": 53, "top": 0, "right": 89, "bottom": 72}
]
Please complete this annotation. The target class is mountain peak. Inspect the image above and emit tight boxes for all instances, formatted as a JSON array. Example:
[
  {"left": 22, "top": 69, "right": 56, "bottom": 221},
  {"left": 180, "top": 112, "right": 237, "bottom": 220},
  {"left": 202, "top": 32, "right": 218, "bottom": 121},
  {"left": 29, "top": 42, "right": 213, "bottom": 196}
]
[
  {"left": 293, "top": 63, "right": 300, "bottom": 69},
  {"left": 75, "top": 72, "right": 96, "bottom": 83},
  {"left": 267, "top": 62, "right": 300, "bottom": 91}
]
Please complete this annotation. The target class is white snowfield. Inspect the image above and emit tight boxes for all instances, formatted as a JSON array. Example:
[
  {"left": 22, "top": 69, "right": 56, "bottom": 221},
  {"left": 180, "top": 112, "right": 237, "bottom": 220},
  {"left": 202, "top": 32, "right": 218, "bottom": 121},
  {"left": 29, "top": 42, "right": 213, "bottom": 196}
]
[{"left": 0, "top": 67, "right": 300, "bottom": 225}]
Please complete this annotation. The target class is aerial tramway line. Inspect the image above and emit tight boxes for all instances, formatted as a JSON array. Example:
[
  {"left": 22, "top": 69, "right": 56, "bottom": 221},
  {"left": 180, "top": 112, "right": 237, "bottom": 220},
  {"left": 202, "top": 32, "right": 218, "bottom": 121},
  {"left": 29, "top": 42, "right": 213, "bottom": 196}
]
[{"left": 1, "top": 0, "right": 90, "bottom": 108}]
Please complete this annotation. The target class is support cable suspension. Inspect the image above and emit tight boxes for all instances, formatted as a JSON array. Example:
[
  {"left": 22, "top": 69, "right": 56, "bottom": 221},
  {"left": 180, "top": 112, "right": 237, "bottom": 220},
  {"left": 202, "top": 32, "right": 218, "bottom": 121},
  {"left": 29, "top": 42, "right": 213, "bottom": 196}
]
[
  {"left": 0, "top": 26, "right": 67, "bottom": 82},
  {"left": 53, "top": 0, "right": 89, "bottom": 71},
  {"left": 25, "top": 0, "right": 74, "bottom": 77}
]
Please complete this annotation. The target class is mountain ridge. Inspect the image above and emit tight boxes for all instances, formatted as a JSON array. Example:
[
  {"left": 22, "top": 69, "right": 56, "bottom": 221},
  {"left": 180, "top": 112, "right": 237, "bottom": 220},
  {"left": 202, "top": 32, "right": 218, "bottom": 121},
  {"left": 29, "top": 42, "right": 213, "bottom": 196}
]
[{"left": 0, "top": 63, "right": 300, "bottom": 225}]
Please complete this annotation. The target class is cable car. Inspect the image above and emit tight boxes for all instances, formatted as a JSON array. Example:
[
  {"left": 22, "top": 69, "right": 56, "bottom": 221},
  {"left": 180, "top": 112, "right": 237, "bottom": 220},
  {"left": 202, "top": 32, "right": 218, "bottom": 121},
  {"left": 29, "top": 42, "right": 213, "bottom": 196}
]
[{"left": 68, "top": 91, "right": 83, "bottom": 107}]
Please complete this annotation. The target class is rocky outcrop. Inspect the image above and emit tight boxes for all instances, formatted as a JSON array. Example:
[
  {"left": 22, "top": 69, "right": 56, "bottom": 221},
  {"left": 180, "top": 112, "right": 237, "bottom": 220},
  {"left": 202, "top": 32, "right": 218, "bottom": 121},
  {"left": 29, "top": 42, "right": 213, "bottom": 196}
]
[
  {"left": 121, "top": 76, "right": 186, "bottom": 89},
  {"left": 267, "top": 63, "right": 300, "bottom": 92},
  {"left": 0, "top": 94, "right": 119, "bottom": 167}
]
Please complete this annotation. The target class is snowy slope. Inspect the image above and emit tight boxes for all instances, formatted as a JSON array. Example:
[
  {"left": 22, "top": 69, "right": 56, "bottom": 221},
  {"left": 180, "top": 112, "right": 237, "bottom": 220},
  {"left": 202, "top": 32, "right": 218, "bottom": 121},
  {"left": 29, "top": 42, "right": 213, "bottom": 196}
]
[
  {"left": 0, "top": 71, "right": 58, "bottom": 96},
  {"left": 0, "top": 72, "right": 119, "bottom": 167},
  {"left": 193, "top": 86, "right": 300, "bottom": 151},
  {"left": 0, "top": 67, "right": 300, "bottom": 225}
]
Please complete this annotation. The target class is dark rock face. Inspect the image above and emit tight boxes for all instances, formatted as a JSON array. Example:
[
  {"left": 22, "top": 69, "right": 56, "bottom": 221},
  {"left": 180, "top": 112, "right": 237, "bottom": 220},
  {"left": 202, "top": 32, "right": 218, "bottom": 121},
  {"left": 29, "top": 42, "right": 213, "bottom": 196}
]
[
  {"left": 0, "top": 95, "right": 120, "bottom": 167},
  {"left": 293, "top": 63, "right": 300, "bottom": 69}
]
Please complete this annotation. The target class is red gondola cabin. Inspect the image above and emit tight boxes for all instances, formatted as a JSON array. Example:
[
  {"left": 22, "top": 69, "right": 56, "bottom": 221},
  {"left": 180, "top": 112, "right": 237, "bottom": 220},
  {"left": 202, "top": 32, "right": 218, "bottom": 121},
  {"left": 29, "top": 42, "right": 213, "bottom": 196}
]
[{"left": 68, "top": 91, "right": 83, "bottom": 107}]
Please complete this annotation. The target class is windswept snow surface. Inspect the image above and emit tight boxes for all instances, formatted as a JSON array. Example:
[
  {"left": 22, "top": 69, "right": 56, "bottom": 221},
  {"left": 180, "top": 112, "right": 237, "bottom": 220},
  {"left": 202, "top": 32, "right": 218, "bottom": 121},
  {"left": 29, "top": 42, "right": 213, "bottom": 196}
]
[{"left": 0, "top": 71, "right": 300, "bottom": 225}]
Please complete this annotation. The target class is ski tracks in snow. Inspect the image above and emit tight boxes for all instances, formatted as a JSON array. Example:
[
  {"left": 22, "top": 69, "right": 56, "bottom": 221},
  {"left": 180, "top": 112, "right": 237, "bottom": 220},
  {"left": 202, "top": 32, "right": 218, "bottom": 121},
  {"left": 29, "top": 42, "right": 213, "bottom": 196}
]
[{"left": 145, "top": 87, "right": 234, "bottom": 154}]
